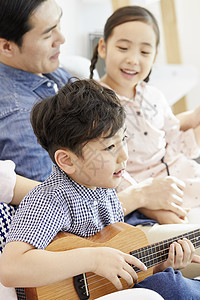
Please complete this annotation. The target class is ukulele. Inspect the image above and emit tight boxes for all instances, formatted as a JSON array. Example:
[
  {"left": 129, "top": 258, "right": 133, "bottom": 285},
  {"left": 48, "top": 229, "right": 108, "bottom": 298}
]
[{"left": 25, "top": 222, "right": 200, "bottom": 300}]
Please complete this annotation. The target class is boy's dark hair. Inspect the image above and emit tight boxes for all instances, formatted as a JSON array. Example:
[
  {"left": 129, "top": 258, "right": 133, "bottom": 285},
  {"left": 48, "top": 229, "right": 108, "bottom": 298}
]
[
  {"left": 0, "top": 0, "right": 47, "bottom": 47},
  {"left": 90, "top": 6, "right": 160, "bottom": 82},
  {"left": 31, "top": 79, "right": 126, "bottom": 163}
]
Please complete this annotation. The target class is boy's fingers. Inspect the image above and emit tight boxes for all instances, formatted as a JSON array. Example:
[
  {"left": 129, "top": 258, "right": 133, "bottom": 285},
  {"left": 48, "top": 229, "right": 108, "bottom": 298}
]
[
  {"left": 111, "top": 276, "right": 123, "bottom": 290},
  {"left": 126, "top": 254, "right": 147, "bottom": 272},
  {"left": 118, "top": 269, "right": 134, "bottom": 287},
  {"left": 191, "top": 255, "right": 200, "bottom": 264},
  {"left": 123, "top": 262, "right": 138, "bottom": 284},
  {"left": 173, "top": 242, "right": 183, "bottom": 265}
]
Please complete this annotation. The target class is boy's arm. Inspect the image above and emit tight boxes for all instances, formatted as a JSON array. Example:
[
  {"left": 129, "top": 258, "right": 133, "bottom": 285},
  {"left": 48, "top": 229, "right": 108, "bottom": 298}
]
[{"left": 0, "top": 241, "right": 147, "bottom": 290}]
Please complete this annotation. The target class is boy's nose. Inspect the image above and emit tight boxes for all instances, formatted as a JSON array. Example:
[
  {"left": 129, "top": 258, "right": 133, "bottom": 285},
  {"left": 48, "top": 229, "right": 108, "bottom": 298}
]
[{"left": 117, "top": 144, "right": 128, "bottom": 164}]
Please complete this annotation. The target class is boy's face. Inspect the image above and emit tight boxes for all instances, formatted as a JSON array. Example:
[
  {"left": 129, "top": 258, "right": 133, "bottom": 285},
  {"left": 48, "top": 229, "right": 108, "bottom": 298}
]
[
  {"left": 8, "top": 0, "right": 65, "bottom": 76},
  {"left": 69, "top": 126, "right": 128, "bottom": 190}
]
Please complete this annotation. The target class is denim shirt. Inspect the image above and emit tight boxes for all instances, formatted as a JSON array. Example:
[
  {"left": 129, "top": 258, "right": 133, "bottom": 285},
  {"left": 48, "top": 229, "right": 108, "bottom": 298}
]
[{"left": 0, "top": 62, "right": 71, "bottom": 181}]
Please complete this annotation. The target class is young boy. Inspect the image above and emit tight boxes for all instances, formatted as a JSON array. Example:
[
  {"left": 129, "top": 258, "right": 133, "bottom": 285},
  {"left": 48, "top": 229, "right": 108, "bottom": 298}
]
[{"left": 0, "top": 80, "right": 199, "bottom": 300}]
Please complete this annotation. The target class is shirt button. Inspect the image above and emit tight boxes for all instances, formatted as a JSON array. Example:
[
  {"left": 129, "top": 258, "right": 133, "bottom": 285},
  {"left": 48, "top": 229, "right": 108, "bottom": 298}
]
[
  {"left": 47, "top": 82, "right": 52, "bottom": 87},
  {"left": 94, "top": 200, "right": 98, "bottom": 206}
]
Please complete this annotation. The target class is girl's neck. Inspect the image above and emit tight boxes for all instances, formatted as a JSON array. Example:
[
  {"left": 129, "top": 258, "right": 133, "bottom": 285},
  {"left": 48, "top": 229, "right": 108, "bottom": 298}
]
[{"left": 100, "top": 75, "right": 136, "bottom": 100}]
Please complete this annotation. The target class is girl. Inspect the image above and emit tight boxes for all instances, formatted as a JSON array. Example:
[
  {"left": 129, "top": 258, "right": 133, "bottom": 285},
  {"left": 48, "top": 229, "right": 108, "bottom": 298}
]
[
  {"left": 89, "top": 5, "right": 200, "bottom": 278},
  {"left": 90, "top": 5, "right": 200, "bottom": 224}
]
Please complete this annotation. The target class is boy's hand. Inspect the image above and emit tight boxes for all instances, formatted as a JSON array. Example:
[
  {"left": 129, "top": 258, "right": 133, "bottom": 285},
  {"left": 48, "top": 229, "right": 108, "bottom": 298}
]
[
  {"left": 153, "top": 238, "right": 200, "bottom": 274},
  {"left": 91, "top": 247, "right": 147, "bottom": 290}
]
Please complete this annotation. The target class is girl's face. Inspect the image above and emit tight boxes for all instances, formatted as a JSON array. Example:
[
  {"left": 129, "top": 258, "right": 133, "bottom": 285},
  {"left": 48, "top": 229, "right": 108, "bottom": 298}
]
[{"left": 99, "top": 21, "right": 157, "bottom": 99}]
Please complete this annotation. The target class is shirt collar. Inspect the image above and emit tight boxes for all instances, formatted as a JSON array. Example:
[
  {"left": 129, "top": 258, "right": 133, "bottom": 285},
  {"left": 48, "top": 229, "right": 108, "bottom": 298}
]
[{"left": 0, "top": 62, "right": 54, "bottom": 90}]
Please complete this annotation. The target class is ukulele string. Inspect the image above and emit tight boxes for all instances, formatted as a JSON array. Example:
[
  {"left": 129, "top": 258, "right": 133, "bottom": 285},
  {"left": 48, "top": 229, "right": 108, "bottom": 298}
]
[
  {"left": 79, "top": 230, "right": 200, "bottom": 292},
  {"left": 83, "top": 235, "right": 200, "bottom": 282}
]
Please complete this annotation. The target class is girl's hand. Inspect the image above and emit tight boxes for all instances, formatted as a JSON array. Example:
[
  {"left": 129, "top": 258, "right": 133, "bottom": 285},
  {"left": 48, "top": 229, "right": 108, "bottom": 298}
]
[
  {"left": 194, "top": 123, "right": 200, "bottom": 147},
  {"left": 91, "top": 247, "right": 147, "bottom": 290},
  {"left": 153, "top": 238, "right": 200, "bottom": 274}
]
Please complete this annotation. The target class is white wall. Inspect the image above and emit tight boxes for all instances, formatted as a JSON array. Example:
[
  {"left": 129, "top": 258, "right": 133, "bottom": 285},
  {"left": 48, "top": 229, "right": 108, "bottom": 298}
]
[{"left": 57, "top": 0, "right": 200, "bottom": 110}]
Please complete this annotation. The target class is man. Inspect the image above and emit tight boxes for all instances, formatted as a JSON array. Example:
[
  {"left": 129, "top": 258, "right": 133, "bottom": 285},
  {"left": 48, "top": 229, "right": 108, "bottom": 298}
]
[{"left": 0, "top": 0, "right": 71, "bottom": 181}]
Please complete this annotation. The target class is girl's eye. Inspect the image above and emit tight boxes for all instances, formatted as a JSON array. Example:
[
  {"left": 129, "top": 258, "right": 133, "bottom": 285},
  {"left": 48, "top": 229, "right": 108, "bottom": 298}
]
[
  {"left": 105, "top": 144, "right": 115, "bottom": 151},
  {"left": 118, "top": 47, "right": 128, "bottom": 51}
]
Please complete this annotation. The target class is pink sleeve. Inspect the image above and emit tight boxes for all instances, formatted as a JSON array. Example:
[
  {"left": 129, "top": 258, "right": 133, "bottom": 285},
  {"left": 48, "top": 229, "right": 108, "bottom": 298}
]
[{"left": 162, "top": 97, "right": 200, "bottom": 159}]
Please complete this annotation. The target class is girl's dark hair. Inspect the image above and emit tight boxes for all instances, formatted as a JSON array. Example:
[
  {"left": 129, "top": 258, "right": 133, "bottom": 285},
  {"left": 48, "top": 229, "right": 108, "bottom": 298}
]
[
  {"left": 31, "top": 79, "right": 126, "bottom": 163},
  {"left": 90, "top": 6, "right": 160, "bottom": 82},
  {"left": 0, "top": 0, "right": 47, "bottom": 47}
]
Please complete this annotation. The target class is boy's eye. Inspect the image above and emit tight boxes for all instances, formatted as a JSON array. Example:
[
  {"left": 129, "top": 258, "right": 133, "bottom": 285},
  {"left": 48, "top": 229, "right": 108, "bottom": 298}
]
[
  {"left": 141, "top": 51, "right": 151, "bottom": 55},
  {"left": 105, "top": 144, "right": 115, "bottom": 151}
]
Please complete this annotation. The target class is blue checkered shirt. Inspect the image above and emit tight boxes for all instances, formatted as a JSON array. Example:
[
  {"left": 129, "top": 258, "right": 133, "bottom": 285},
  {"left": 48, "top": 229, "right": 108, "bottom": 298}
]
[{"left": 6, "top": 165, "right": 124, "bottom": 249}]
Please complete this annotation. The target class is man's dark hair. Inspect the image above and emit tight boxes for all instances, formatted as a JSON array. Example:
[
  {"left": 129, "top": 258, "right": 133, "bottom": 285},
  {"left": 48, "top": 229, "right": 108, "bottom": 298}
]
[
  {"left": 0, "top": 0, "right": 47, "bottom": 47},
  {"left": 31, "top": 79, "right": 126, "bottom": 163}
]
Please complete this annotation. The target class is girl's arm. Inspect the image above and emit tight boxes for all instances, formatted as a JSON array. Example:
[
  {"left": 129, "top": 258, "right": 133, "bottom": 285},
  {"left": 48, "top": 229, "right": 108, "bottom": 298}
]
[
  {"left": 0, "top": 242, "right": 147, "bottom": 290},
  {"left": 176, "top": 106, "right": 200, "bottom": 131}
]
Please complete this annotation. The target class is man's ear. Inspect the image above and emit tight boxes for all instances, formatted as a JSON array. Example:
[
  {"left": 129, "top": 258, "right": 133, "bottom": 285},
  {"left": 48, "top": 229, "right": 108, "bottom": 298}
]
[
  {"left": 98, "top": 37, "right": 106, "bottom": 59},
  {"left": 54, "top": 149, "right": 76, "bottom": 175},
  {"left": 0, "top": 39, "right": 15, "bottom": 57}
]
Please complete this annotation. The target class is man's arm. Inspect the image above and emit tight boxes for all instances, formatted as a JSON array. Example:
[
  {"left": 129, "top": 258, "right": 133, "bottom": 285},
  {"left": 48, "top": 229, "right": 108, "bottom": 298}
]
[
  {"left": 118, "top": 177, "right": 187, "bottom": 218},
  {"left": 11, "top": 175, "right": 39, "bottom": 205}
]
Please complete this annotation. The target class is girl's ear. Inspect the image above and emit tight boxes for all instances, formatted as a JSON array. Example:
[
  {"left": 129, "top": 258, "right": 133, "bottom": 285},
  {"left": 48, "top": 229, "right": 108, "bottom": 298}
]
[
  {"left": 54, "top": 149, "right": 76, "bottom": 175},
  {"left": 98, "top": 38, "right": 106, "bottom": 59},
  {"left": 0, "top": 39, "right": 15, "bottom": 57}
]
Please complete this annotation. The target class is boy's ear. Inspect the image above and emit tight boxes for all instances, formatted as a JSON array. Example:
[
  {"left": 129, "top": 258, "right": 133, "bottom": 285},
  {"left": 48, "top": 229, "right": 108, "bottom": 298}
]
[
  {"left": 0, "top": 39, "right": 15, "bottom": 57},
  {"left": 98, "top": 37, "right": 106, "bottom": 59},
  {"left": 54, "top": 149, "right": 76, "bottom": 175}
]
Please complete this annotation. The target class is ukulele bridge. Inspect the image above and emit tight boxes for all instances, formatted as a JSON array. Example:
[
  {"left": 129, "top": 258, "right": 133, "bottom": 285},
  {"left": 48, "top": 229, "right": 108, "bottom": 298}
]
[{"left": 73, "top": 273, "right": 90, "bottom": 299}]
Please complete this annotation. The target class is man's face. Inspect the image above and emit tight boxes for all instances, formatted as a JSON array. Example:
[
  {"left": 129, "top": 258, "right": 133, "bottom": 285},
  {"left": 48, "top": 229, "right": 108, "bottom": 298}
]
[{"left": 11, "top": 0, "right": 65, "bottom": 75}]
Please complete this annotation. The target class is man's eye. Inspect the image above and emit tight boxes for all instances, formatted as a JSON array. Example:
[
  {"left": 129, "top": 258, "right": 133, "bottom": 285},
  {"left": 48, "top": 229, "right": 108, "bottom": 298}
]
[
  {"left": 44, "top": 34, "right": 52, "bottom": 39},
  {"left": 105, "top": 144, "right": 115, "bottom": 151}
]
